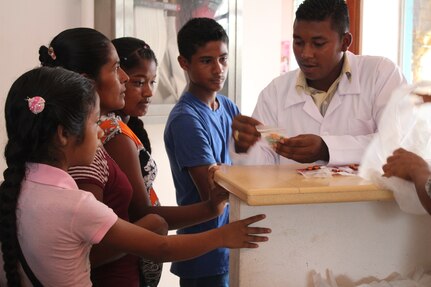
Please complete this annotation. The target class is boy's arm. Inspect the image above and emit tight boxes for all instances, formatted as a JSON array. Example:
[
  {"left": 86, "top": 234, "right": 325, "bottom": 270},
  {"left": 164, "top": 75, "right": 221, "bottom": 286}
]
[{"left": 188, "top": 165, "right": 214, "bottom": 201}]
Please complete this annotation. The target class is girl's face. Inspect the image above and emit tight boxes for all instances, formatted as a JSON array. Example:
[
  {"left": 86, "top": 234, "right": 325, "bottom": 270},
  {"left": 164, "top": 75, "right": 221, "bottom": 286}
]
[
  {"left": 97, "top": 43, "right": 129, "bottom": 115},
  {"left": 69, "top": 95, "right": 104, "bottom": 167},
  {"left": 122, "top": 58, "right": 157, "bottom": 117}
]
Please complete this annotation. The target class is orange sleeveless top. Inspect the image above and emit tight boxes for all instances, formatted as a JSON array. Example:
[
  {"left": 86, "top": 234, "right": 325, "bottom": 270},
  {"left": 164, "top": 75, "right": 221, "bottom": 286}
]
[{"left": 99, "top": 114, "right": 160, "bottom": 206}]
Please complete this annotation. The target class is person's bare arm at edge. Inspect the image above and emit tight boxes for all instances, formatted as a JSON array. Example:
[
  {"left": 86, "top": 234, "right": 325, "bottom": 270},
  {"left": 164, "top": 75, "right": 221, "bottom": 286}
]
[
  {"left": 382, "top": 148, "right": 431, "bottom": 214},
  {"left": 231, "top": 115, "right": 262, "bottom": 153}
]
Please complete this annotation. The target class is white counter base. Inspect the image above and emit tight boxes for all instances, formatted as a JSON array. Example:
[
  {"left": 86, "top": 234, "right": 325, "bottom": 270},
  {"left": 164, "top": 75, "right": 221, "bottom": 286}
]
[{"left": 229, "top": 195, "right": 431, "bottom": 287}]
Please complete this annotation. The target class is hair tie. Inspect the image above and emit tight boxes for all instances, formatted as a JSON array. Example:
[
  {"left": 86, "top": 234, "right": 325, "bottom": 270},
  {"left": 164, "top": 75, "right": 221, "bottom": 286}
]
[
  {"left": 48, "top": 47, "right": 56, "bottom": 60},
  {"left": 26, "top": 96, "right": 46, "bottom": 114}
]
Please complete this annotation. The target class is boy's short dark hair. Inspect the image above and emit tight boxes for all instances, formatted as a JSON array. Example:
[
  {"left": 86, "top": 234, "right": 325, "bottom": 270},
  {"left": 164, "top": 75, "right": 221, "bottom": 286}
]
[
  {"left": 177, "top": 17, "right": 228, "bottom": 61},
  {"left": 295, "top": 0, "right": 350, "bottom": 37}
]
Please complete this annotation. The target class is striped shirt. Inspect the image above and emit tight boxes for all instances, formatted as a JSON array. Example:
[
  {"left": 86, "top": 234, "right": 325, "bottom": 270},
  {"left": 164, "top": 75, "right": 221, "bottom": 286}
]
[{"left": 69, "top": 146, "right": 108, "bottom": 189}]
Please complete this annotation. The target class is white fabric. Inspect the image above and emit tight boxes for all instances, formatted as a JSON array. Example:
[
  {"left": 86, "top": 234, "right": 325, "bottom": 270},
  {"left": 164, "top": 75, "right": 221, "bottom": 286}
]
[
  {"left": 359, "top": 82, "right": 431, "bottom": 215},
  {"left": 231, "top": 51, "right": 406, "bottom": 166}
]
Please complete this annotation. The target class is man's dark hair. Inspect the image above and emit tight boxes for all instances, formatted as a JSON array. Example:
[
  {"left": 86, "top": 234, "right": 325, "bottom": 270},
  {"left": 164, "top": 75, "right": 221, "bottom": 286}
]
[{"left": 296, "top": 0, "right": 350, "bottom": 37}]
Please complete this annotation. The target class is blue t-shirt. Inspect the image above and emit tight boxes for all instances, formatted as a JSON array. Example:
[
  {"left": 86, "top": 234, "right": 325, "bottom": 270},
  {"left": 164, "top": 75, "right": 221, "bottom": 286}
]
[{"left": 164, "top": 92, "right": 240, "bottom": 278}]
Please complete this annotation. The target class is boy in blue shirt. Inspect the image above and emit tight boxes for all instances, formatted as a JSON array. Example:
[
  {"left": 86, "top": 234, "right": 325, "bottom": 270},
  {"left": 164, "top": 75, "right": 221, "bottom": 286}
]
[{"left": 164, "top": 17, "right": 240, "bottom": 287}]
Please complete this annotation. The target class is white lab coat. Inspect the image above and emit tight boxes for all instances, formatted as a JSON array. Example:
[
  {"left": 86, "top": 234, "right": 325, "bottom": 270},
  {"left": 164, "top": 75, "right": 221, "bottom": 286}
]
[{"left": 232, "top": 51, "right": 406, "bottom": 166}]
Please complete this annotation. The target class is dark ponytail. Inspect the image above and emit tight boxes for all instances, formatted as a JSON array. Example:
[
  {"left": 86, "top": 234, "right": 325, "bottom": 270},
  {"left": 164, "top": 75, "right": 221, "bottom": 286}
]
[
  {"left": 112, "top": 37, "right": 158, "bottom": 70},
  {"left": 38, "top": 28, "right": 112, "bottom": 79},
  {"left": 0, "top": 67, "right": 96, "bottom": 286}
]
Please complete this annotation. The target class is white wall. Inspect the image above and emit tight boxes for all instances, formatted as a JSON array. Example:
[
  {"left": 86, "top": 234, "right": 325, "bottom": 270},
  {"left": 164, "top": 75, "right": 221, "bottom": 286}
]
[
  {"left": 240, "top": 0, "right": 286, "bottom": 116},
  {"left": 361, "top": 0, "right": 401, "bottom": 65},
  {"left": 0, "top": 0, "right": 84, "bottom": 180}
]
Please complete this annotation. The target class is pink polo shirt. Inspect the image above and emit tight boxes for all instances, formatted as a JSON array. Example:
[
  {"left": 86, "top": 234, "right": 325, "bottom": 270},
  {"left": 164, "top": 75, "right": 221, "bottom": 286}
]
[{"left": 17, "top": 163, "right": 118, "bottom": 287}]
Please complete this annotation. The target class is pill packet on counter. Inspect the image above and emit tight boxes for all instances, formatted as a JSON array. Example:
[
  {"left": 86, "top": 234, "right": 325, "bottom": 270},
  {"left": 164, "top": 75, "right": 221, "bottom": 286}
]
[
  {"left": 297, "top": 165, "right": 332, "bottom": 178},
  {"left": 329, "top": 164, "right": 359, "bottom": 176},
  {"left": 297, "top": 164, "right": 359, "bottom": 178},
  {"left": 256, "top": 125, "right": 286, "bottom": 144}
]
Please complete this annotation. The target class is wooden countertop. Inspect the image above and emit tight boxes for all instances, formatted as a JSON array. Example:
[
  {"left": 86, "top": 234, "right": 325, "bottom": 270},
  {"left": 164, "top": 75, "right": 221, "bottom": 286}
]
[{"left": 214, "top": 165, "right": 393, "bottom": 206}]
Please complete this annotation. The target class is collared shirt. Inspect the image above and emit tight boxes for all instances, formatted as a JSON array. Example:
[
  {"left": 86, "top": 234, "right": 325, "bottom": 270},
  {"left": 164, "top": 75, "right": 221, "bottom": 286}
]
[
  {"left": 296, "top": 54, "right": 352, "bottom": 116},
  {"left": 230, "top": 51, "right": 406, "bottom": 166},
  {"left": 18, "top": 163, "right": 117, "bottom": 286}
]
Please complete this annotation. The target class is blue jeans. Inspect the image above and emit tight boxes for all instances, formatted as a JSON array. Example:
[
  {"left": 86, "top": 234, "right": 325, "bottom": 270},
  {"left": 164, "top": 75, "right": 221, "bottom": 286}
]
[{"left": 179, "top": 273, "right": 229, "bottom": 287}]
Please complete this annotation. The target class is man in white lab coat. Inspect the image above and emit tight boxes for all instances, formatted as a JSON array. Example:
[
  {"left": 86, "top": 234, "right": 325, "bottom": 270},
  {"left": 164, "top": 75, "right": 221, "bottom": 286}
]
[{"left": 231, "top": 0, "right": 406, "bottom": 166}]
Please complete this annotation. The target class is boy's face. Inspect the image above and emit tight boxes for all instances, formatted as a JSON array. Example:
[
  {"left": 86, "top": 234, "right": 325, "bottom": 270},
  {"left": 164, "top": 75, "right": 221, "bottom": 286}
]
[
  {"left": 179, "top": 40, "right": 228, "bottom": 94},
  {"left": 293, "top": 18, "right": 350, "bottom": 89}
]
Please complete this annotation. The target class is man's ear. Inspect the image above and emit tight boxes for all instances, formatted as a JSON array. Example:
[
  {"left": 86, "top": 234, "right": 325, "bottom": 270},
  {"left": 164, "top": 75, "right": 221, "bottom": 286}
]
[
  {"left": 177, "top": 55, "right": 189, "bottom": 70},
  {"left": 341, "top": 32, "right": 353, "bottom": 52},
  {"left": 56, "top": 125, "right": 69, "bottom": 147}
]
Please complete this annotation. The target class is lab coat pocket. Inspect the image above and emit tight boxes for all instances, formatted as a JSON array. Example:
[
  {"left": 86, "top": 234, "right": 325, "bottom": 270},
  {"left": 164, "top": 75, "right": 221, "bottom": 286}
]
[{"left": 347, "top": 118, "right": 374, "bottom": 135}]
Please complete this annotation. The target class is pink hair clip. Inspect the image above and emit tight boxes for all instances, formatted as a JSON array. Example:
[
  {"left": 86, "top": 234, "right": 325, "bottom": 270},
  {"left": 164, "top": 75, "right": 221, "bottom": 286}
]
[
  {"left": 26, "top": 96, "right": 46, "bottom": 114},
  {"left": 48, "top": 46, "right": 56, "bottom": 60}
]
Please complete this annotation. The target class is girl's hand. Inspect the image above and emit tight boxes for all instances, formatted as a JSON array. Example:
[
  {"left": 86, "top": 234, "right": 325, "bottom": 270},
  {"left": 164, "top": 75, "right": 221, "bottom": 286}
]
[{"left": 219, "top": 214, "right": 271, "bottom": 248}]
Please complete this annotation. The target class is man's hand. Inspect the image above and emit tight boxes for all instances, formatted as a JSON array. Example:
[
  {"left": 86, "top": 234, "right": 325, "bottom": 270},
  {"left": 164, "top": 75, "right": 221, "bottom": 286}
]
[
  {"left": 231, "top": 115, "right": 262, "bottom": 153},
  {"left": 275, "top": 134, "right": 329, "bottom": 163}
]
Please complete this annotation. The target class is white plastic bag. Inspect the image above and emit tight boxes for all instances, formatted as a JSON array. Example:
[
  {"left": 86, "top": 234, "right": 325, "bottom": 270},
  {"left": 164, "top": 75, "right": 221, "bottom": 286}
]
[{"left": 359, "top": 82, "right": 431, "bottom": 215}]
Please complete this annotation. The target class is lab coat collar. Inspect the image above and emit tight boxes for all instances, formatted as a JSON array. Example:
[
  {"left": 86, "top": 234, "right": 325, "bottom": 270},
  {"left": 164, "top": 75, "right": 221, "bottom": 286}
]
[
  {"left": 337, "top": 51, "right": 361, "bottom": 96},
  {"left": 285, "top": 51, "right": 361, "bottom": 110}
]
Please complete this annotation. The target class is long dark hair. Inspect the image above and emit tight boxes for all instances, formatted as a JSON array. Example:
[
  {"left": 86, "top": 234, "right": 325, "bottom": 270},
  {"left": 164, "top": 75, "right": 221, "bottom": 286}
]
[
  {"left": 0, "top": 67, "right": 96, "bottom": 286},
  {"left": 39, "top": 27, "right": 112, "bottom": 79}
]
